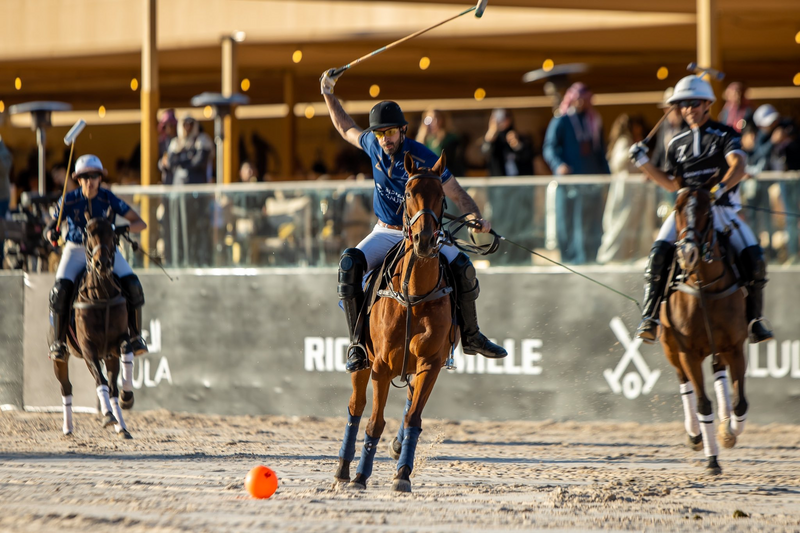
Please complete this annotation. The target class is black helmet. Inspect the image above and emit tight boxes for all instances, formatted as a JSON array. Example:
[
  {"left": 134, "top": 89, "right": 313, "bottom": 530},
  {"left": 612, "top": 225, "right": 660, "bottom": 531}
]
[{"left": 366, "top": 101, "right": 408, "bottom": 132}]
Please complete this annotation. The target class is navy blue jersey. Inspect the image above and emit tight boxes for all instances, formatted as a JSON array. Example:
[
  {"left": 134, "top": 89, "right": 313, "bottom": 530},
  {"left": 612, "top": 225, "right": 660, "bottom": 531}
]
[
  {"left": 358, "top": 132, "right": 453, "bottom": 227},
  {"left": 54, "top": 188, "right": 130, "bottom": 244}
]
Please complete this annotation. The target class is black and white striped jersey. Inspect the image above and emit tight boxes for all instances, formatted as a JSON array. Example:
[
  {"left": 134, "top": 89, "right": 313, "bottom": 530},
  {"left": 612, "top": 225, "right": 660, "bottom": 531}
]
[{"left": 665, "top": 120, "right": 746, "bottom": 208}]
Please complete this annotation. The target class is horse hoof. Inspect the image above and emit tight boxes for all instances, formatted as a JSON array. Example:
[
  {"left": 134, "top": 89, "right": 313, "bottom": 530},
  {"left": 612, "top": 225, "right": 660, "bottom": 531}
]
[
  {"left": 347, "top": 481, "right": 366, "bottom": 491},
  {"left": 687, "top": 434, "right": 703, "bottom": 452},
  {"left": 101, "top": 414, "right": 117, "bottom": 428},
  {"left": 118, "top": 429, "right": 133, "bottom": 440},
  {"left": 63, "top": 431, "right": 73, "bottom": 438},
  {"left": 388, "top": 437, "right": 402, "bottom": 460},
  {"left": 392, "top": 479, "right": 412, "bottom": 493},
  {"left": 706, "top": 456, "right": 722, "bottom": 475},
  {"left": 717, "top": 422, "right": 736, "bottom": 449},
  {"left": 120, "top": 391, "right": 134, "bottom": 410}
]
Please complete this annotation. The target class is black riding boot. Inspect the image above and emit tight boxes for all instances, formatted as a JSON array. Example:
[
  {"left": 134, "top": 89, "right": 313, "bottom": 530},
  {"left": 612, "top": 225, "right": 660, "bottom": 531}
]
[
  {"left": 450, "top": 253, "right": 507, "bottom": 359},
  {"left": 48, "top": 279, "right": 74, "bottom": 362},
  {"left": 740, "top": 245, "right": 773, "bottom": 344},
  {"left": 635, "top": 241, "right": 674, "bottom": 344},
  {"left": 120, "top": 275, "right": 148, "bottom": 355},
  {"left": 338, "top": 248, "right": 370, "bottom": 373}
]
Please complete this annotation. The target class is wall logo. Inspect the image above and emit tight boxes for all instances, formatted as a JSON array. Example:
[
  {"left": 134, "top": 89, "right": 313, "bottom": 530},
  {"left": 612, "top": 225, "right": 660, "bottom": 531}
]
[
  {"left": 125, "top": 319, "right": 172, "bottom": 389},
  {"left": 747, "top": 340, "right": 800, "bottom": 379},
  {"left": 604, "top": 317, "right": 660, "bottom": 400}
]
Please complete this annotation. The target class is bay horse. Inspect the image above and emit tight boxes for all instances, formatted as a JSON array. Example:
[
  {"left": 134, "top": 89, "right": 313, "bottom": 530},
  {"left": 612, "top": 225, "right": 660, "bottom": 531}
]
[
  {"left": 334, "top": 153, "right": 454, "bottom": 493},
  {"left": 53, "top": 208, "right": 134, "bottom": 439},
  {"left": 660, "top": 180, "right": 748, "bottom": 474}
]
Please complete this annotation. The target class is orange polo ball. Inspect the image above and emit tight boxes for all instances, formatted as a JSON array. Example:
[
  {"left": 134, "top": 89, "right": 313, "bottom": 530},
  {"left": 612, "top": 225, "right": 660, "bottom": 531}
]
[{"left": 245, "top": 465, "right": 279, "bottom": 499}]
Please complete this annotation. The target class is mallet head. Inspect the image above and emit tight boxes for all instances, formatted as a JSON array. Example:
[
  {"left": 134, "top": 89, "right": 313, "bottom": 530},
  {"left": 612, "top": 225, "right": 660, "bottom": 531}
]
[
  {"left": 687, "top": 62, "right": 725, "bottom": 81},
  {"left": 63, "top": 119, "right": 86, "bottom": 146},
  {"left": 475, "top": 0, "right": 488, "bottom": 18}
]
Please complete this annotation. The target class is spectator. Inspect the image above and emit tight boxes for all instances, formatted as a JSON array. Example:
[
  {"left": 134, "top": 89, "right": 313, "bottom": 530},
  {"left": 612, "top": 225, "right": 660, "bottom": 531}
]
[
  {"left": 543, "top": 82, "right": 610, "bottom": 264},
  {"left": 718, "top": 82, "right": 753, "bottom": 133},
  {"left": 597, "top": 114, "right": 655, "bottom": 263},
  {"left": 747, "top": 104, "right": 783, "bottom": 257},
  {"left": 157, "top": 109, "right": 178, "bottom": 184},
  {"left": 0, "top": 136, "right": 12, "bottom": 218},
  {"left": 481, "top": 108, "right": 534, "bottom": 176},
  {"left": 417, "top": 108, "right": 465, "bottom": 176},
  {"left": 164, "top": 115, "right": 212, "bottom": 185}
]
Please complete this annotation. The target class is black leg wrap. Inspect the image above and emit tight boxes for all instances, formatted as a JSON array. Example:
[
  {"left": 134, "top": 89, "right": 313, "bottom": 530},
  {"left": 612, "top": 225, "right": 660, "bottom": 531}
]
[
  {"left": 739, "top": 245, "right": 773, "bottom": 343},
  {"left": 338, "top": 248, "right": 369, "bottom": 372},
  {"left": 636, "top": 241, "right": 674, "bottom": 343},
  {"left": 48, "top": 279, "right": 75, "bottom": 361},
  {"left": 450, "top": 253, "right": 507, "bottom": 359},
  {"left": 119, "top": 275, "right": 148, "bottom": 354}
]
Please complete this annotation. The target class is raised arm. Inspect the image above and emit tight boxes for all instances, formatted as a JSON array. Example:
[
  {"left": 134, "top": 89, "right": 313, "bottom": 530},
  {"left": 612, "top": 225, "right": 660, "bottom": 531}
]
[
  {"left": 442, "top": 178, "right": 492, "bottom": 233},
  {"left": 321, "top": 70, "right": 362, "bottom": 148}
]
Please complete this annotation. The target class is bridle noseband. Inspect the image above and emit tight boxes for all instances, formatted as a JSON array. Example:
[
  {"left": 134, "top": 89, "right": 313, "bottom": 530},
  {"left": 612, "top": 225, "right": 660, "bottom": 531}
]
[
  {"left": 401, "top": 173, "right": 446, "bottom": 254},
  {"left": 676, "top": 187, "right": 716, "bottom": 270}
]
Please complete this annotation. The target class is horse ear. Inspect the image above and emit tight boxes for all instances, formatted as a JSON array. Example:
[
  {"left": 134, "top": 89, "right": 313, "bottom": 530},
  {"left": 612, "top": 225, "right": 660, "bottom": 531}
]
[
  {"left": 432, "top": 152, "right": 447, "bottom": 177},
  {"left": 106, "top": 206, "right": 113, "bottom": 220},
  {"left": 404, "top": 152, "right": 416, "bottom": 176}
]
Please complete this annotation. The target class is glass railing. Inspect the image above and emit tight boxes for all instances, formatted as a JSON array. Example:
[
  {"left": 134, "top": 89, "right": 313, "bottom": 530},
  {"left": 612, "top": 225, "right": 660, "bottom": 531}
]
[{"left": 107, "top": 171, "right": 800, "bottom": 269}]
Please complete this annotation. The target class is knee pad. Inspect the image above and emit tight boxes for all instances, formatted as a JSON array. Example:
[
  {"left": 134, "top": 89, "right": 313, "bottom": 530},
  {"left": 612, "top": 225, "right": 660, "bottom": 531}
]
[
  {"left": 337, "top": 248, "right": 367, "bottom": 300},
  {"left": 450, "top": 252, "right": 479, "bottom": 301},
  {"left": 49, "top": 279, "right": 75, "bottom": 314},
  {"left": 119, "top": 275, "right": 145, "bottom": 307},
  {"left": 645, "top": 241, "right": 674, "bottom": 282}
]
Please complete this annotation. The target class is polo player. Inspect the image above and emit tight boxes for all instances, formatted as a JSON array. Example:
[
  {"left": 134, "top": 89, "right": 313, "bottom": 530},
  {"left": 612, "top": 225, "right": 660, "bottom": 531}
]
[{"left": 320, "top": 68, "right": 508, "bottom": 373}]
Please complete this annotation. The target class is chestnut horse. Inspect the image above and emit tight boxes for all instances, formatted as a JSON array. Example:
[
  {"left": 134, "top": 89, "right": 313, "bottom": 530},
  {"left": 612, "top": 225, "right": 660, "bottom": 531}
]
[
  {"left": 660, "top": 182, "right": 748, "bottom": 474},
  {"left": 54, "top": 209, "right": 133, "bottom": 439},
  {"left": 335, "top": 153, "right": 454, "bottom": 493}
]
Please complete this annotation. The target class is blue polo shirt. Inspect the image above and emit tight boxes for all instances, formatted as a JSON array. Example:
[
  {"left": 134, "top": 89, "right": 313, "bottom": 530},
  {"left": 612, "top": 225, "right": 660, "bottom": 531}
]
[
  {"left": 358, "top": 132, "right": 452, "bottom": 227},
  {"left": 54, "top": 188, "right": 130, "bottom": 244}
]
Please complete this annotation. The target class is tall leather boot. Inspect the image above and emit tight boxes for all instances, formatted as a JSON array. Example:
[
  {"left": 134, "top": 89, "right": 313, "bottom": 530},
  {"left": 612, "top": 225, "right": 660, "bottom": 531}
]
[
  {"left": 120, "top": 275, "right": 148, "bottom": 355},
  {"left": 635, "top": 241, "right": 674, "bottom": 344},
  {"left": 338, "top": 248, "right": 369, "bottom": 373},
  {"left": 48, "top": 279, "right": 74, "bottom": 362},
  {"left": 740, "top": 245, "right": 773, "bottom": 343},
  {"left": 450, "top": 253, "right": 507, "bottom": 359}
]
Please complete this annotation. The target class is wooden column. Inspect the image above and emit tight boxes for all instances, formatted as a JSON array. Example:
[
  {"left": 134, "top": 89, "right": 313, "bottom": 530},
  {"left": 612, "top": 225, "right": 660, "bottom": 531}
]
[
  {"left": 221, "top": 36, "right": 239, "bottom": 184},
  {"left": 139, "top": 0, "right": 159, "bottom": 265},
  {"left": 697, "top": 0, "right": 722, "bottom": 116},
  {"left": 282, "top": 71, "right": 296, "bottom": 179}
]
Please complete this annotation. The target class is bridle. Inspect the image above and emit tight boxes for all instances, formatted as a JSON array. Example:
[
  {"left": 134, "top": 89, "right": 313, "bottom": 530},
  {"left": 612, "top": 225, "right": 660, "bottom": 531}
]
[
  {"left": 675, "top": 187, "right": 716, "bottom": 271},
  {"left": 83, "top": 219, "right": 116, "bottom": 279},
  {"left": 401, "top": 172, "right": 446, "bottom": 255}
]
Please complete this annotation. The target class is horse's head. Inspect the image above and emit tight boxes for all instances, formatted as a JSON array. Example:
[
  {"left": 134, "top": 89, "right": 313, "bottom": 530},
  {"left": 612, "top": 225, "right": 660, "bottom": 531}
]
[
  {"left": 402, "top": 152, "right": 446, "bottom": 258},
  {"left": 84, "top": 206, "right": 116, "bottom": 277},
  {"left": 673, "top": 176, "right": 718, "bottom": 273}
]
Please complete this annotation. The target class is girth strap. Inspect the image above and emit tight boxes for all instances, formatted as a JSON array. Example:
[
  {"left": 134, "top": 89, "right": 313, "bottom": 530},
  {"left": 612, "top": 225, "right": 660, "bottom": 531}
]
[
  {"left": 674, "top": 282, "right": 745, "bottom": 301},
  {"left": 73, "top": 294, "right": 127, "bottom": 310}
]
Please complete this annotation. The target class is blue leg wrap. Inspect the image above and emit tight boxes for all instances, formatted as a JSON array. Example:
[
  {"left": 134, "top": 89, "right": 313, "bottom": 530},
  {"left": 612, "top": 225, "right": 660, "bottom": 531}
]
[
  {"left": 338, "top": 409, "right": 362, "bottom": 461},
  {"left": 397, "top": 396, "right": 413, "bottom": 443},
  {"left": 397, "top": 426, "right": 423, "bottom": 473},
  {"left": 355, "top": 432, "right": 381, "bottom": 479}
]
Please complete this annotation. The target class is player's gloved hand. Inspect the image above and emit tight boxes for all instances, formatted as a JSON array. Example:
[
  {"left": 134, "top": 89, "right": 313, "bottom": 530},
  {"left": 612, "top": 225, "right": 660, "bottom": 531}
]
[
  {"left": 320, "top": 68, "right": 343, "bottom": 95},
  {"left": 711, "top": 183, "right": 727, "bottom": 204},
  {"left": 628, "top": 142, "right": 650, "bottom": 167},
  {"left": 114, "top": 225, "right": 130, "bottom": 237}
]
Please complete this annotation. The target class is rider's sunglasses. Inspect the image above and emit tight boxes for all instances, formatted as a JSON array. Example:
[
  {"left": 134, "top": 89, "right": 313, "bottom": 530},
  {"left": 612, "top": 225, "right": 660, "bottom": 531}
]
[
  {"left": 678, "top": 99, "right": 704, "bottom": 109},
  {"left": 78, "top": 172, "right": 103, "bottom": 180},
  {"left": 373, "top": 127, "right": 399, "bottom": 140}
]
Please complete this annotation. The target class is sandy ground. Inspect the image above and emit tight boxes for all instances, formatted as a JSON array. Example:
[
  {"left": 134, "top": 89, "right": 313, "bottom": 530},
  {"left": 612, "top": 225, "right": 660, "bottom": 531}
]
[{"left": 0, "top": 410, "right": 799, "bottom": 532}]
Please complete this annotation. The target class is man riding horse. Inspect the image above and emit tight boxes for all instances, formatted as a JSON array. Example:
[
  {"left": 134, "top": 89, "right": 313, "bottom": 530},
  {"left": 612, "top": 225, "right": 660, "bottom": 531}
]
[
  {"left": 320, "top": 69, "right": 507, "bottom": 373},
  {"left": 629, "top": 75, "right": 773, "bottom": 345},
  {"left": 45, "top": 154, "right": 149, "bottom": 362}
]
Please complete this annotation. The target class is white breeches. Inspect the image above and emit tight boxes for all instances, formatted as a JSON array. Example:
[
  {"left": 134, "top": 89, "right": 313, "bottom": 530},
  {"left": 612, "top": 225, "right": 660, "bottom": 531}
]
[
  {"left": 56, "top": 242, "right": 134, "bottom": 281},
  {"left": 655, "top": 206, "right": 758, "bottom": 253},
  {"left": 356, "top": 224, "right": 460, "bottom": 272}
]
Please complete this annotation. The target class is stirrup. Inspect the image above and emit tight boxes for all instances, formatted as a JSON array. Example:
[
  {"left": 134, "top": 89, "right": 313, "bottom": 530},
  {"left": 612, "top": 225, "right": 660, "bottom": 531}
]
[
  {"left": 345, "top": 344, "right": 369, "bottom": 373},
  {"left": 129, "top": 335, "right": 149, "bottom": 355},
  {"left": 747, "top": 318, "right": 773, "bottom": 344},
  {"left": 49, "top": 342, "right": 67, "bottom": 362},
  {"left": 635, "top": 318, "right": 660, "bottom": 344}
]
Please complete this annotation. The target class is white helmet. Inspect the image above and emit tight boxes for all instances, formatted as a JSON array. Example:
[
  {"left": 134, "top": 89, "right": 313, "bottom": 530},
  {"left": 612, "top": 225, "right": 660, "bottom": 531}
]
[{"left": 667, "top": 75, "right": 716, "bottom": 104}]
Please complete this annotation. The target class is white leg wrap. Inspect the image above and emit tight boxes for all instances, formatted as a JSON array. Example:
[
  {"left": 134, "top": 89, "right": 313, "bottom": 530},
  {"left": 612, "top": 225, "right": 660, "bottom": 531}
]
[
  {"left": 680, "top": 382, "right": 700, "bottom": 437},
  {"left": 96, "top": 385, "right": 112, "bottom": 415},
  {"left": 697, "top": 412, "right": 719, "bottom": 457},
  {"left": 110, "top": 397, "right": 127, "bottom": 432},
  {"left": 713, "top": 370, "right": 732, "bottom": 422},
  {"left": 121, "top": 352, "right": 134, "bottom": 392},
  {"left": 62, "top": 395, "right": 74, "bottom": 435},
  {"left": 731, "top": 412, "right": 747, "bottom": 436}
]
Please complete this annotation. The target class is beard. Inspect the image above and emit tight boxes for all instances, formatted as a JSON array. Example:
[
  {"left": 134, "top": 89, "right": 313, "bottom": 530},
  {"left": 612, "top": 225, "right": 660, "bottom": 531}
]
[{"left": 380, "top": 134, "right": 403, "bottom": 156}]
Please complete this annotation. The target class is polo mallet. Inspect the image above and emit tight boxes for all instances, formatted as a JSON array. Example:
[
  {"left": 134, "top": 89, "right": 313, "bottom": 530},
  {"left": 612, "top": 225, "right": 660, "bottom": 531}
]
[
  {"left": 644, "top": 107, "right": 674, "bottom": 145},
  {"left": 687, "top": 62, "right": 726, "bottom": 81},
  {"left": 53, "top": 119, "right": 86, "bottom": 244},
  {"left": 329, "top": 0, "right": 489, "bottom": 77}
]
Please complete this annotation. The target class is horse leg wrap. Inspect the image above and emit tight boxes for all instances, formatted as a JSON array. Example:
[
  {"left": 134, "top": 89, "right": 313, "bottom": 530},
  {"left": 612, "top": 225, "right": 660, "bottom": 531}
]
[
  {"left": 713, "top": 370, "right": 732, "bottom": 421},
  {"left": 397, "top": 396, "right": 413, "bottom": 444},
  {"left": 62, "top": 395, "right": 74, "bottom": 435},
  {"left": 96, "top": 385, "right": 112, "bottom": 416},
  {"left": 696, "top": 413, "right": 719, "bottom": 457},
  {"left": 679, "top": 382, "right": 700, "bottom": 437},
  {"left": 110, "top": 397, "right": 127, "bottom": 432},
  {"left": 731, "top": 412, "right": 747, "bottom": 436},
  {"left": 121, "top": 352, "right": 134, "bottom": 392},
  {"left": 338, "top": 409, "right": 362, "bottom": 461},
  {"left": 355, "top": 432, "right": 381, "bottom": 480},
  {"left": 397, "top": 426, "right": 423, "bottom": 473}
]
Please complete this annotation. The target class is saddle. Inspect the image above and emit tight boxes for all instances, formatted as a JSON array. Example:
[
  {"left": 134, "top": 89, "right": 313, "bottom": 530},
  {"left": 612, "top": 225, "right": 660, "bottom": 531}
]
[
  {"left": 665, "top": 229, "right": 745, "bottom": 302},
  {"left": 67, "top": 271, "right": 127, "bottom": 353}
]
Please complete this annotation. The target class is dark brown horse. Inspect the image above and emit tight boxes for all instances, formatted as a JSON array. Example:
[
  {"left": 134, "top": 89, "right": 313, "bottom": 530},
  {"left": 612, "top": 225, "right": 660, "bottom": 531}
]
[
  {"left": 334, "top": 153, "right": 454, "bottom": 493},
  {"left": 660, "top": 182, "right": 748, "bottom": 474},
  {"left": 54, "top": 208, "right": 133, "bottom": 439}
]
